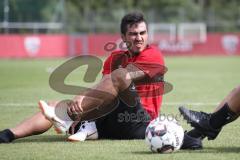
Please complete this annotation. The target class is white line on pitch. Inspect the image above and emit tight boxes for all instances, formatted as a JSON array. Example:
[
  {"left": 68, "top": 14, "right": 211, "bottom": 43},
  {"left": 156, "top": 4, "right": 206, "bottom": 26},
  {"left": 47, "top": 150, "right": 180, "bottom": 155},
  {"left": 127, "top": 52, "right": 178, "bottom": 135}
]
[
  {"left": 0, "top": 102, "right": 219, "bottom": 107},
  {"left": 162, "top": 102, "right": 219, "bottom": 106},
  {"left": 0, "top": 103, "right": 36, "bottom": 107}
]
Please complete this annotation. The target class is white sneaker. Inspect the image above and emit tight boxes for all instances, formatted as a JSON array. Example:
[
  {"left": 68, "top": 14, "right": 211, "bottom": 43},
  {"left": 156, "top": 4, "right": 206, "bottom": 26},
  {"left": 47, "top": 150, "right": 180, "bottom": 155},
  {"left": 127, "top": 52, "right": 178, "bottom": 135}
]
[
  {"left": 38, "top": 100, "right": 73, "bottom": 134},
  {"left": 68, "top": 121, "right": 98, "bottom": 142}
]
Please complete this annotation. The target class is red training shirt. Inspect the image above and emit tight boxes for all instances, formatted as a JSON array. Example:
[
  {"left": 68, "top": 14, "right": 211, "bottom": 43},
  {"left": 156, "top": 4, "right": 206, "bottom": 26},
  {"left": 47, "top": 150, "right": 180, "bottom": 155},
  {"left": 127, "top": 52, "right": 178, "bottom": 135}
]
[{"left": 102, "top": 45, "right": 165, "bottom": 120}]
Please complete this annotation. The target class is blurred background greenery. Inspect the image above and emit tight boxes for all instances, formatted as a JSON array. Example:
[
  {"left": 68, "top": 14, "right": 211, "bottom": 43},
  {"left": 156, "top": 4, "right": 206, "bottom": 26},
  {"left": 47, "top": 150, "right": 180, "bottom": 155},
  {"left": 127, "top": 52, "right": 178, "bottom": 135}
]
[{"left": 1, "top": 0, "right": 240, "bottom": 33}]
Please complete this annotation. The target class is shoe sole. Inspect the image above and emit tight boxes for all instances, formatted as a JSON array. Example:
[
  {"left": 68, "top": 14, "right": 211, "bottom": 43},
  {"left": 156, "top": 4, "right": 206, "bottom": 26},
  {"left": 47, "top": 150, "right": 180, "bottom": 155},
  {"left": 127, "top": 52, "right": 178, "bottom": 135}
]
[
  {"left": 38, "top": 101, "right": 63, "bottom": 134},
  {"left": 67, "top": 135, "right": 86, "bottom": 142},
  {"left": 67, "top": 138, "right": 80, "bottom": 142},
  {"left": 67, "top": 131, "right": 98, "bottom": 142}
]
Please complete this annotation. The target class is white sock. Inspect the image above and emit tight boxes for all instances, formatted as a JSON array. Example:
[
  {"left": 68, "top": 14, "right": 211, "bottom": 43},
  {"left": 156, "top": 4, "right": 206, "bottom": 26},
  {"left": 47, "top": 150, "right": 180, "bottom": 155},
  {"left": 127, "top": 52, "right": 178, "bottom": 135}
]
[{"left": 55, "top": 100, "right": 74, "bottom": 123}]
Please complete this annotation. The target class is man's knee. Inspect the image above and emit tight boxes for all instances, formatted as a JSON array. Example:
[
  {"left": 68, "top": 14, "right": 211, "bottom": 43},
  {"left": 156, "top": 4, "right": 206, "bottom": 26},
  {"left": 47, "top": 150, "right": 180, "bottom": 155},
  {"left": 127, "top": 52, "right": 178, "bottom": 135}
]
[
  {"left": 231, "top": 86, "right": 240, "bottom": 100},
  {"left": 233, "top": 86, "right": 240, "bottom": 95},
  {"left": 47, "top": 101, "right": 59, "bottom": 107},
  {"left": 229, "top": 86, "right": 240, "bottom": 113},
  {"left": 111, "top": 68, "right": 132, "bottom": 91}
]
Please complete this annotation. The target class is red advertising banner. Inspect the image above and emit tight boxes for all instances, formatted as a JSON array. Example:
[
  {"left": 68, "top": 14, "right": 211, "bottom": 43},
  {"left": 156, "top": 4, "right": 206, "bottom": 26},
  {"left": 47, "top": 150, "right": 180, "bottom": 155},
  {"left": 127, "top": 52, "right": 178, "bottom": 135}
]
[
  {"left": 158, "top": 33, "right": 240, "bottom": 56},
  {"left": 88, "top": 34, "right": 120, "bottom": 56},
  {"left": 0, "top": 33, "right": 239, "bottom": 58},
  {"left": 0, "top": 34, "right": 68, "bottom": 58}
]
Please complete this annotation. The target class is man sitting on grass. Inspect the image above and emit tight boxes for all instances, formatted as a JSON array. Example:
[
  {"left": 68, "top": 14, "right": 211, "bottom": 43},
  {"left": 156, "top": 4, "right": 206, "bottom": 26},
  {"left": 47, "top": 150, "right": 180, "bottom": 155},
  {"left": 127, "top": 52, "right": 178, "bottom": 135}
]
[{"left": 0, "top": 12, "right": 201, "bottom": 150}]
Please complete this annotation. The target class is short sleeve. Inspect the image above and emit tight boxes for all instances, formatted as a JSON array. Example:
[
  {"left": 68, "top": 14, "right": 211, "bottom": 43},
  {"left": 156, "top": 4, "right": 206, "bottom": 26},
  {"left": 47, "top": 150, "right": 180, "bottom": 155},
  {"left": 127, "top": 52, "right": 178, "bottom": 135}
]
[
  {"left": 102, "top": 55, "right": 112, "bottom": 75},
  {"left": 132, "top": 46, "right": 165, "bottom": 79}
]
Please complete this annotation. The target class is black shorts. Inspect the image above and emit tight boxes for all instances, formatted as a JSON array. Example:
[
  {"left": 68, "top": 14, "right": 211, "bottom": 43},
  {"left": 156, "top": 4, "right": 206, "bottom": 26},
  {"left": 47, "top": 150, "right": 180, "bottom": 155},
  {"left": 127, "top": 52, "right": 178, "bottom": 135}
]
[{"left": 95, "top": 97, "right": 151, "bottom": 139}]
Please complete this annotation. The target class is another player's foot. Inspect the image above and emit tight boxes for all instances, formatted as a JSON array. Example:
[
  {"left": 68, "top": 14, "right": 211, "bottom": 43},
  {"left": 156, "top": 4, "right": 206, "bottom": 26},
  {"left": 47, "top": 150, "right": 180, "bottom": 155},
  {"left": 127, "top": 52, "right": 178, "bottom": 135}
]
[
  {"left": 68, "top": 121, "right": 98, "bottom": 142},
  {"left": 180, "top": 133, "right": 202, "bottom": 150},
  {"left": 179, "top": 106, "right": 221, "bottom": 140},
  {"left": 38, "top": 100, "right": 72, "bottom": 134}
]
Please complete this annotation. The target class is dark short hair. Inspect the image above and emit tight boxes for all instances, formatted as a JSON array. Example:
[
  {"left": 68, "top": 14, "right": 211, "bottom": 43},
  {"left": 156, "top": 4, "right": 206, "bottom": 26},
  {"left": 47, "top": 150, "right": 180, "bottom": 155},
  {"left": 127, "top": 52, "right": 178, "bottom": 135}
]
[{"left": 120, "top": 12, "right": 147, "bottom": 35}]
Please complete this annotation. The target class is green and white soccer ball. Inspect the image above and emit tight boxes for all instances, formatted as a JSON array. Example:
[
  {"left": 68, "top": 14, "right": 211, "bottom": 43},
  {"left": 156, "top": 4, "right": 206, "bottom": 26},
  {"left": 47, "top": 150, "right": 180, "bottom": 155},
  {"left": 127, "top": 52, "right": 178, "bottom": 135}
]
[{"left": 145, "top": 116, "right": 184, "bottom": 153}]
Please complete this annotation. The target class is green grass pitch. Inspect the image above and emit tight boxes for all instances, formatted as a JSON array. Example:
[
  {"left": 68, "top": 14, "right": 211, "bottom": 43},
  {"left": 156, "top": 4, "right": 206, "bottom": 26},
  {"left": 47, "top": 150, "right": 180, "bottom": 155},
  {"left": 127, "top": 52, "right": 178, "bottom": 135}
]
[{"left": 0, "top": 56, "right": 239, "bottom": 160}]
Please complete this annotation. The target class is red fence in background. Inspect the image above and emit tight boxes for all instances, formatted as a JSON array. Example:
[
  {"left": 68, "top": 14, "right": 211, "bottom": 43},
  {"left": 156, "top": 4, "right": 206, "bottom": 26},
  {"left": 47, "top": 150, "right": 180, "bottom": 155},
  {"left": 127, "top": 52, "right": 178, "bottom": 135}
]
[
  {"left": 159, "top": 33, "right": 240, "bottom": 56},
  {"left": 88, "top": 34, "right": 120, "bottom": 56},
  {"left": 0, "top": 33, "right": 239, "bottom": 58},
  {"left": 0, "top": 34, "right": 68, "bottom": 58}
]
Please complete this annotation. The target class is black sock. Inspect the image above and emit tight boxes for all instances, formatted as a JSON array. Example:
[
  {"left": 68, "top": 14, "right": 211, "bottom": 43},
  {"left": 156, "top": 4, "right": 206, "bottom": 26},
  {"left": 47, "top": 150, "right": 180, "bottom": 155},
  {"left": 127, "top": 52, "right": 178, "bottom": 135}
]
[
  {"left": 210, "top": 103, "right": 238, "bottom": 129},
  {"left": 186, "top": 128, "right": 205, "bottom": 139},
  {"left": 0, "top": 129, "right": 15, "bottom": 143}
]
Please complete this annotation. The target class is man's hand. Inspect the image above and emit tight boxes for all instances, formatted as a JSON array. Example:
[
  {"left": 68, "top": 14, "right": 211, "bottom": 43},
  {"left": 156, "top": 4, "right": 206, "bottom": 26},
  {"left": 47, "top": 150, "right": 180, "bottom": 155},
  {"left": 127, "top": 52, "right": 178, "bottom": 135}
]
[
  {"left": 125, "top": 63, "right": 146, "bottom": 82},
  {"left": 67, "top": 100, "right": 83, "bottom": 120}
]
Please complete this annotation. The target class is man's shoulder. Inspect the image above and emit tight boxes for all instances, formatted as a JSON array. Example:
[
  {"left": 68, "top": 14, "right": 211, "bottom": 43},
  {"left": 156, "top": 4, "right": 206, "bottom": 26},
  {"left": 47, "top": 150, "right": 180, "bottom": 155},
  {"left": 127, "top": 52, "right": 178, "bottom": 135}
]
[
  {"left": 106, "top": 50, "right": 129, "bottom": 61},
  {"left": 140, "top": 45, "right": 164, "bottom": 60},
  {"left": 135, "top": 45, "right": 164, "bottom": 65},
  {"left": 104, "top": 50, "right": 128, "bottom": 64}
]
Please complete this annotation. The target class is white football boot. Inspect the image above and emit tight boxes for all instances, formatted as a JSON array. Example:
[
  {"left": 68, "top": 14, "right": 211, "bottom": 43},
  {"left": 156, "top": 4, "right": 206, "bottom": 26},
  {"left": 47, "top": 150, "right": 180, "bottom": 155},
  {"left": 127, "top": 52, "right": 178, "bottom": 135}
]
[
  {"left": 38, "top": 100, "right": 73, "bottom": 134},
  {"left": 68, "top": 121, "right": 98, "bottom": 142}
]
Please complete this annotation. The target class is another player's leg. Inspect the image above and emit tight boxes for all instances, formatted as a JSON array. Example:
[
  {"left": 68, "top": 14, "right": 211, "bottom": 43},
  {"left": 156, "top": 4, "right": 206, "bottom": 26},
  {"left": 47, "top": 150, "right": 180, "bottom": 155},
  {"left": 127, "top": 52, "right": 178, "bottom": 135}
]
[
  {"left": 179, "top": 85, "right": 240, "bottom": 140},
  {"left": 180, "top": 132, "right": 203, "bottom": 150}
]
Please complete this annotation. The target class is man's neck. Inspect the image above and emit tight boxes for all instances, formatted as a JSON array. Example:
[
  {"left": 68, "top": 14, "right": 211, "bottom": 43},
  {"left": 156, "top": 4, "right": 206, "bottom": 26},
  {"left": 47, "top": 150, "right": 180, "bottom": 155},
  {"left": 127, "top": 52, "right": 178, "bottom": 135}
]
[
  {"left": 128, "top": 50, "right": 140, "bottom": 57},
  {"left": 127, "top": 45, "right": 149, "bottom": 57}
]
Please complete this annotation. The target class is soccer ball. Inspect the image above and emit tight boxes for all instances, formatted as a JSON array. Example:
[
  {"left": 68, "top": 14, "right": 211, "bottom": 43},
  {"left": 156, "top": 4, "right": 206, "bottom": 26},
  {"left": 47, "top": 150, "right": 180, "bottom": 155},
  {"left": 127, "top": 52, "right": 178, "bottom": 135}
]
[{"left": 145, "top": 116, "right": 184, "bottom": 153}]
